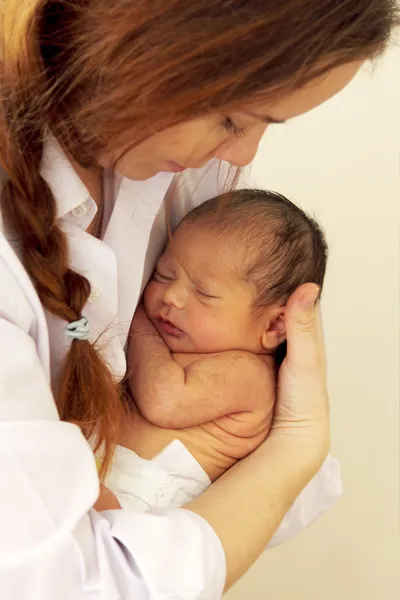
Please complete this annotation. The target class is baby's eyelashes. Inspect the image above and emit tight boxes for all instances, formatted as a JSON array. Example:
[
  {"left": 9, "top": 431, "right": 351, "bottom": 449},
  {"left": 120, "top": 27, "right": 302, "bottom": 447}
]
[
  {"left": 153, "top": 269, "right": 220, "bottom": 300},
  {"left": 194, "top": 287, "right": 219, "bottom": 300},
  {"left": 153, "top": 270, "right": 174, "bottom": 283}
]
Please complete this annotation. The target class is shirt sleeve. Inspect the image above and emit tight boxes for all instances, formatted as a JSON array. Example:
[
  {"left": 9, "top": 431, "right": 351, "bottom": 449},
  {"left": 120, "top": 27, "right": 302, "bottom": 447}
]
[
  {"left": 267, "top": 454, "right": 342, "bottom": 548},
  {"left": 0, "top": 237, "right": 226, "bottom": 600}
]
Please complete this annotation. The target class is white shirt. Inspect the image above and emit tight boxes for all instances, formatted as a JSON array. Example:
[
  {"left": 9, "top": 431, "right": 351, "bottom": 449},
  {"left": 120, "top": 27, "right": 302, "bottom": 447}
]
[{"left": 0, "top": 134, "right": 341, "bottom": 599}]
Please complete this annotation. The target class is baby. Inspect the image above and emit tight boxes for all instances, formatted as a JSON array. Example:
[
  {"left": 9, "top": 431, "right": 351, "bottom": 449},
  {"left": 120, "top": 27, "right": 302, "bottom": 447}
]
[{"left": 105, "top": 189, "right": 328, "bottom": 512}]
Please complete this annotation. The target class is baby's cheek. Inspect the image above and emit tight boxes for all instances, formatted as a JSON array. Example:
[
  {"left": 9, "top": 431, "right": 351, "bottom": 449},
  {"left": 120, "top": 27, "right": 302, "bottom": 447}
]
[
  {"left": 143, "top": 281, "right": 159, "bottom": 312},
  {"left": 191, "top": 315, "right": 231, "bottom": 351}
]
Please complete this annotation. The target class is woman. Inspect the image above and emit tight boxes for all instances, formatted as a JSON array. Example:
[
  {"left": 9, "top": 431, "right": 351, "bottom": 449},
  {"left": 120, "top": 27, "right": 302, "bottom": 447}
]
[{"left": 0, "top": 1, "right": 397, "bottom": 598}]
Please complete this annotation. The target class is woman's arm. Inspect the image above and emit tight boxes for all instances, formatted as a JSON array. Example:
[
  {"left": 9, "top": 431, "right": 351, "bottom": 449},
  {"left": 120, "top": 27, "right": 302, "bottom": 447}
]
[
  {"left": 186, "top": 283, "right": 329, "bottom": 590},
  {"left": 188, "top": 437, "right": 322, "bottom": 590}
]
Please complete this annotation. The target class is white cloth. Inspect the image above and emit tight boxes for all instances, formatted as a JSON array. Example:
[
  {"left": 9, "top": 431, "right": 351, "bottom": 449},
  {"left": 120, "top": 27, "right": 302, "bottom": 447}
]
[
  {"left": 105, "top": 441, "right": 211, "bottom": 512},
  {"left": 105, "top": 443, "right": 341, "bottom": 550},
  {"left": 0, "top": 133, "right": 342, "bottom": 599}
]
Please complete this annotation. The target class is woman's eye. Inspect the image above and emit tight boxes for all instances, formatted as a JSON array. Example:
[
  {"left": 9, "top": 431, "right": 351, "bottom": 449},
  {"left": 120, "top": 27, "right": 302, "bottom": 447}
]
[{"left": 223, "top": 116, "right": 246, "bottom": 138}]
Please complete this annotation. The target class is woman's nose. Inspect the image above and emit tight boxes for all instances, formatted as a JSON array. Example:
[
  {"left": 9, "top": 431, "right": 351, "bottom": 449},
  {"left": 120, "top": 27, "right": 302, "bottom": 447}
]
[
  {"left": 163, "top": 281, "right": 187, "bottom": 310},
  {"left": 215, "top": 123, "right": 268, "bottom": 167}
]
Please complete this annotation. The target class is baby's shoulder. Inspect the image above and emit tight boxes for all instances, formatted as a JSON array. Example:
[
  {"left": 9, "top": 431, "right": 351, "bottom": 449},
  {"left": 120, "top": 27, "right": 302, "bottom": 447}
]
[
  {"left": 218, "top": 350, "right": 275, "bottom": 380},
  {"left": 233, "top": 351, "right": 275, "bottom": 367},
  {"left": 174, "top": 349, "right": 274, "bottom": 377}
]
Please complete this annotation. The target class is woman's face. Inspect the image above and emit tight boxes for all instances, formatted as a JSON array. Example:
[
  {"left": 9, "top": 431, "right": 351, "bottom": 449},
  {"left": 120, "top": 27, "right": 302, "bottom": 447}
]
[{"left": 102, "top": 61, "right": 362, "bottom": 180}]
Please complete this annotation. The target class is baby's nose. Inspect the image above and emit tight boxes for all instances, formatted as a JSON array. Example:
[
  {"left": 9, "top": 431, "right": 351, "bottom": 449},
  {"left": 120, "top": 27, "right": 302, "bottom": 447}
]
[{"left": 163, "top": 281, "right": 186, "bottom": 310}]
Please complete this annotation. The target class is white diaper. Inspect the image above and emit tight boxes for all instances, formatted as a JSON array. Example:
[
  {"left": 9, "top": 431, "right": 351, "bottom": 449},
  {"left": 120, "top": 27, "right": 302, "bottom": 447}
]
[
  {"left": 105, "top": 440, "right": 211, "bottom": 512},
  {"left": 104, "top": 443, "right": 343, "bottom": 551}
]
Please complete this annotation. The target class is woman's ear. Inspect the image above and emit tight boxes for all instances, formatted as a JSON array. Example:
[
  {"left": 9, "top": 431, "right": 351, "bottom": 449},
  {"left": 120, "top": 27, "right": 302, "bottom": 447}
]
[{"left": 261, "top": 306, "right": 286, "bottom": 351}]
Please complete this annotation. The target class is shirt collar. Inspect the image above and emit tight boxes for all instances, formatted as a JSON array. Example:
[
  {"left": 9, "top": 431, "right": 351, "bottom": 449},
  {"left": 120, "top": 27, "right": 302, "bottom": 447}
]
[{"left": 40, "top": 133, "right": 91, "bottom": 219}]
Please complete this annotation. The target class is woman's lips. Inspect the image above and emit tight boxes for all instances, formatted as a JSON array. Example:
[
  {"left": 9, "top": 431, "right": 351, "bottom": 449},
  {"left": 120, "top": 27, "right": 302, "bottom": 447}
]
[{"left": 157, "top": 317, "right": 184, "bottom": 337}]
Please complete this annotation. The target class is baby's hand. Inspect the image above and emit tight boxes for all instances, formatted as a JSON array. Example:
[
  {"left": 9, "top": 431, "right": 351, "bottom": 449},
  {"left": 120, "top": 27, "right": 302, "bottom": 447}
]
[
  {"left": 132, "top": 302, "right": 149, "bottom": 327},
  {"left": 93, "top": 485, "right": 121, "bottom": 512},
  {"left": 131, "top": 302, "right": 157, "bottom": 335}
]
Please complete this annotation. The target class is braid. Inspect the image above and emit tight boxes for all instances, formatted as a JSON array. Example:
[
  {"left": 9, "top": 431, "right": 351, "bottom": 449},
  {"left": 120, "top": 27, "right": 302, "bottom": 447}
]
[{"left": 0, "top": 67, "right": 124, "bottom": 482}]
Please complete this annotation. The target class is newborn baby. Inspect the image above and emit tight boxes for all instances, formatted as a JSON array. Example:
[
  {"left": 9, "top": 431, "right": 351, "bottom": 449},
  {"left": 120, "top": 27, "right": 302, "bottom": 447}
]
[{"left": 105, "top": 189, "right": 328, "bottom": 511}]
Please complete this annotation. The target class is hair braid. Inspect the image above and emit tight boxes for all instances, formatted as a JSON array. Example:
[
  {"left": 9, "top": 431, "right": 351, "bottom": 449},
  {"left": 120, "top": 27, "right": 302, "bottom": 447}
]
[{"left": 0, "top": 68, "right": 123, "bottom": 480}]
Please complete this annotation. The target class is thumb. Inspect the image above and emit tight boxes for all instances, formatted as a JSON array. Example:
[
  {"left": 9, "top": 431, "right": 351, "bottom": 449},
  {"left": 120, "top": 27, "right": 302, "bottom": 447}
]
[{"left": 285, "top": 283, "right": 321, "bottom": 369}]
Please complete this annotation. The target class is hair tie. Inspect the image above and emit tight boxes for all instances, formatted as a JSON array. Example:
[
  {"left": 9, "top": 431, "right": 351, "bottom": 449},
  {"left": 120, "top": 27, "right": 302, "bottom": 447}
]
[{"left": 65, "top": 316, "right": 90, "bottom": 341}]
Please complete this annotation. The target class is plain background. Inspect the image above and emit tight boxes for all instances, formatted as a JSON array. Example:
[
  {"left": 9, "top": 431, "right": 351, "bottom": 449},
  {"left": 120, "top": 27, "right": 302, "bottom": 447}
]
[{"left": 227, "top": 45, "right": 400, "bottom": 599}]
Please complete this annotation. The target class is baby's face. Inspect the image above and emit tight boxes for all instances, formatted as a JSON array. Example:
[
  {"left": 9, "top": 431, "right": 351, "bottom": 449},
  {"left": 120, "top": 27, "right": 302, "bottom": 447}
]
[{"left": 144, "top": 221, "right": 272, "bottom": 354}]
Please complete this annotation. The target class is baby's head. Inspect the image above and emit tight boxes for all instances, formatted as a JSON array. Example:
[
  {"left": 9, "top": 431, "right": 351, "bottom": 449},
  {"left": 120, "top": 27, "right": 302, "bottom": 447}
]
[{"left": 144, "top": 189, "right": 328, "bottom": 355}]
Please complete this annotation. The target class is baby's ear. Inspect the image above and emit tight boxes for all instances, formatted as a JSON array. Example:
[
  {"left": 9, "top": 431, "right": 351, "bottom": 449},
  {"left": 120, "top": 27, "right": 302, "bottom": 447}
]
[{"left": 261, "top": 306, "right": 286, "bottom": 351}]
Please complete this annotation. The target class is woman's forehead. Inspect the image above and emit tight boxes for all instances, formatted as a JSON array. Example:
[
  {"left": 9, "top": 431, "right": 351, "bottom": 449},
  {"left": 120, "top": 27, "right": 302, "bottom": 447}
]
[{"left": 240, "top": 60, "right": 363, "bottom": 123}]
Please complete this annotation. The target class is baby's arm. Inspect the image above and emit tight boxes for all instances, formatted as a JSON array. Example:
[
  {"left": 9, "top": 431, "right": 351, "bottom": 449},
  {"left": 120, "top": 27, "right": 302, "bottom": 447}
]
[{"left": 128, "top": 305, "right": 275, "bottom": 428}]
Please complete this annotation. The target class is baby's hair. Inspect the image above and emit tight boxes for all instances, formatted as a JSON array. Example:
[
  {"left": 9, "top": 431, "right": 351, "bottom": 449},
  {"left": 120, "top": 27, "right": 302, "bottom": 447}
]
[{"left": 183, "top": 189, "right": 328, "bottom": 309}]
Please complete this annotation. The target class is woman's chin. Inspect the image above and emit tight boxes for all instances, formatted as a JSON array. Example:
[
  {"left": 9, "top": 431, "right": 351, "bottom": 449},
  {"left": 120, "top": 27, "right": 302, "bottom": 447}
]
[
  {"left": 116, "top": 167, "right": 159, "bottom": 181},
  {"left": 113, "top": 158, "right": 160, "bottom": 181}
]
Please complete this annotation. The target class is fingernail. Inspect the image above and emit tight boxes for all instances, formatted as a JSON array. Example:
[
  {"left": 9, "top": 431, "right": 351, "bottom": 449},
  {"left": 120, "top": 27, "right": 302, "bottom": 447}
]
[{"left": 301, "top": 285, "right": 320, "bottom": 308}]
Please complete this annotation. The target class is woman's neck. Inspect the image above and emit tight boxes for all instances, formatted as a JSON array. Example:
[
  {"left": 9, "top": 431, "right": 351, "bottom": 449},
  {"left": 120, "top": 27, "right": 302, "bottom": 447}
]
[
  {"left": 65, "top": 149, "right": 102, "bottom": 208},
  {"left": 63, "top": 148, "right": 105, "bottom": 237}
]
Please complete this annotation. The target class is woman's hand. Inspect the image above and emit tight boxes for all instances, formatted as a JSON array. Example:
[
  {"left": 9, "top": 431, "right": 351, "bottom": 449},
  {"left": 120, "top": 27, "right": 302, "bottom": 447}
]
[
  {"left": 270, "top": 283, "right": 330, "bottom": 470},
  {"left": 185, "top": 282, "right": 330, "bottom": 589}
]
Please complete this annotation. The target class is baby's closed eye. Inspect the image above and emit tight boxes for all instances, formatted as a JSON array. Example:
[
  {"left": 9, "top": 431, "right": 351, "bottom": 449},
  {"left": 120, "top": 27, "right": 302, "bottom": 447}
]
[
  {"left": 154, "top": 270, "right": 174, "bottom": 282},
  {"left": 195, "top": 287, "right": 219, "bottom": 300}
]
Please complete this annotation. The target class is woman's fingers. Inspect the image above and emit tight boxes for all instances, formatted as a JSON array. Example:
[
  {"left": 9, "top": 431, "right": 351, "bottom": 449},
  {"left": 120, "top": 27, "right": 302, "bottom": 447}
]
[
  {"left": 272, "top": 283, "right": 329, "bottom": 457},
  {"left": 284, "top": 283, "right": 325, "bottom": 374}
]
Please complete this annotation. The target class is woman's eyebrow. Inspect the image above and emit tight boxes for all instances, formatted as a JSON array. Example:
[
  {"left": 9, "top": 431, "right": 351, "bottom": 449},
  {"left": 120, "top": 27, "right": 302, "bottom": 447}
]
[{"left": 244, "top": 111, "right": 287, "bottom": 124}]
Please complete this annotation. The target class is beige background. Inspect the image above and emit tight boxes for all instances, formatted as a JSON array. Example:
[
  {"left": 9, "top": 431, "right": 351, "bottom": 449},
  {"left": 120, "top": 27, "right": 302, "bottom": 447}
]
[{"left": 227, "top": 46, "right": 400, "bottom": 599}]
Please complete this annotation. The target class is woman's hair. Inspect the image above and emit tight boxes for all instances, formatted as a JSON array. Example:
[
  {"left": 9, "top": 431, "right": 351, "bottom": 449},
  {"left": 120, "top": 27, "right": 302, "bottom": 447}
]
[
  {"left": 184, "top": 189, "right": 328, "bottom": 308},
  {"left": 0, "top": 0, "right": 397, "bottom": 475}
]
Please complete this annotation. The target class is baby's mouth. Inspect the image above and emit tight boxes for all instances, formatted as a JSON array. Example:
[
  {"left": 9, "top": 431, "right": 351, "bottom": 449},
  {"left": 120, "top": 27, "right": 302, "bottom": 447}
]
[{"left": 156, "top": 316, "right": 185, "bottom": 337}]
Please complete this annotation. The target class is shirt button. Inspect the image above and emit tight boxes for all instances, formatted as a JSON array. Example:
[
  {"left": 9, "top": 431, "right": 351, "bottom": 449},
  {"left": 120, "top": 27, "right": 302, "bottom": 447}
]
[
  {"left": 72, "top": 203, "right": 88, "bottom": 217},
  {"left": 88, "top": 288, "right": 101, "bottom": 303}
]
